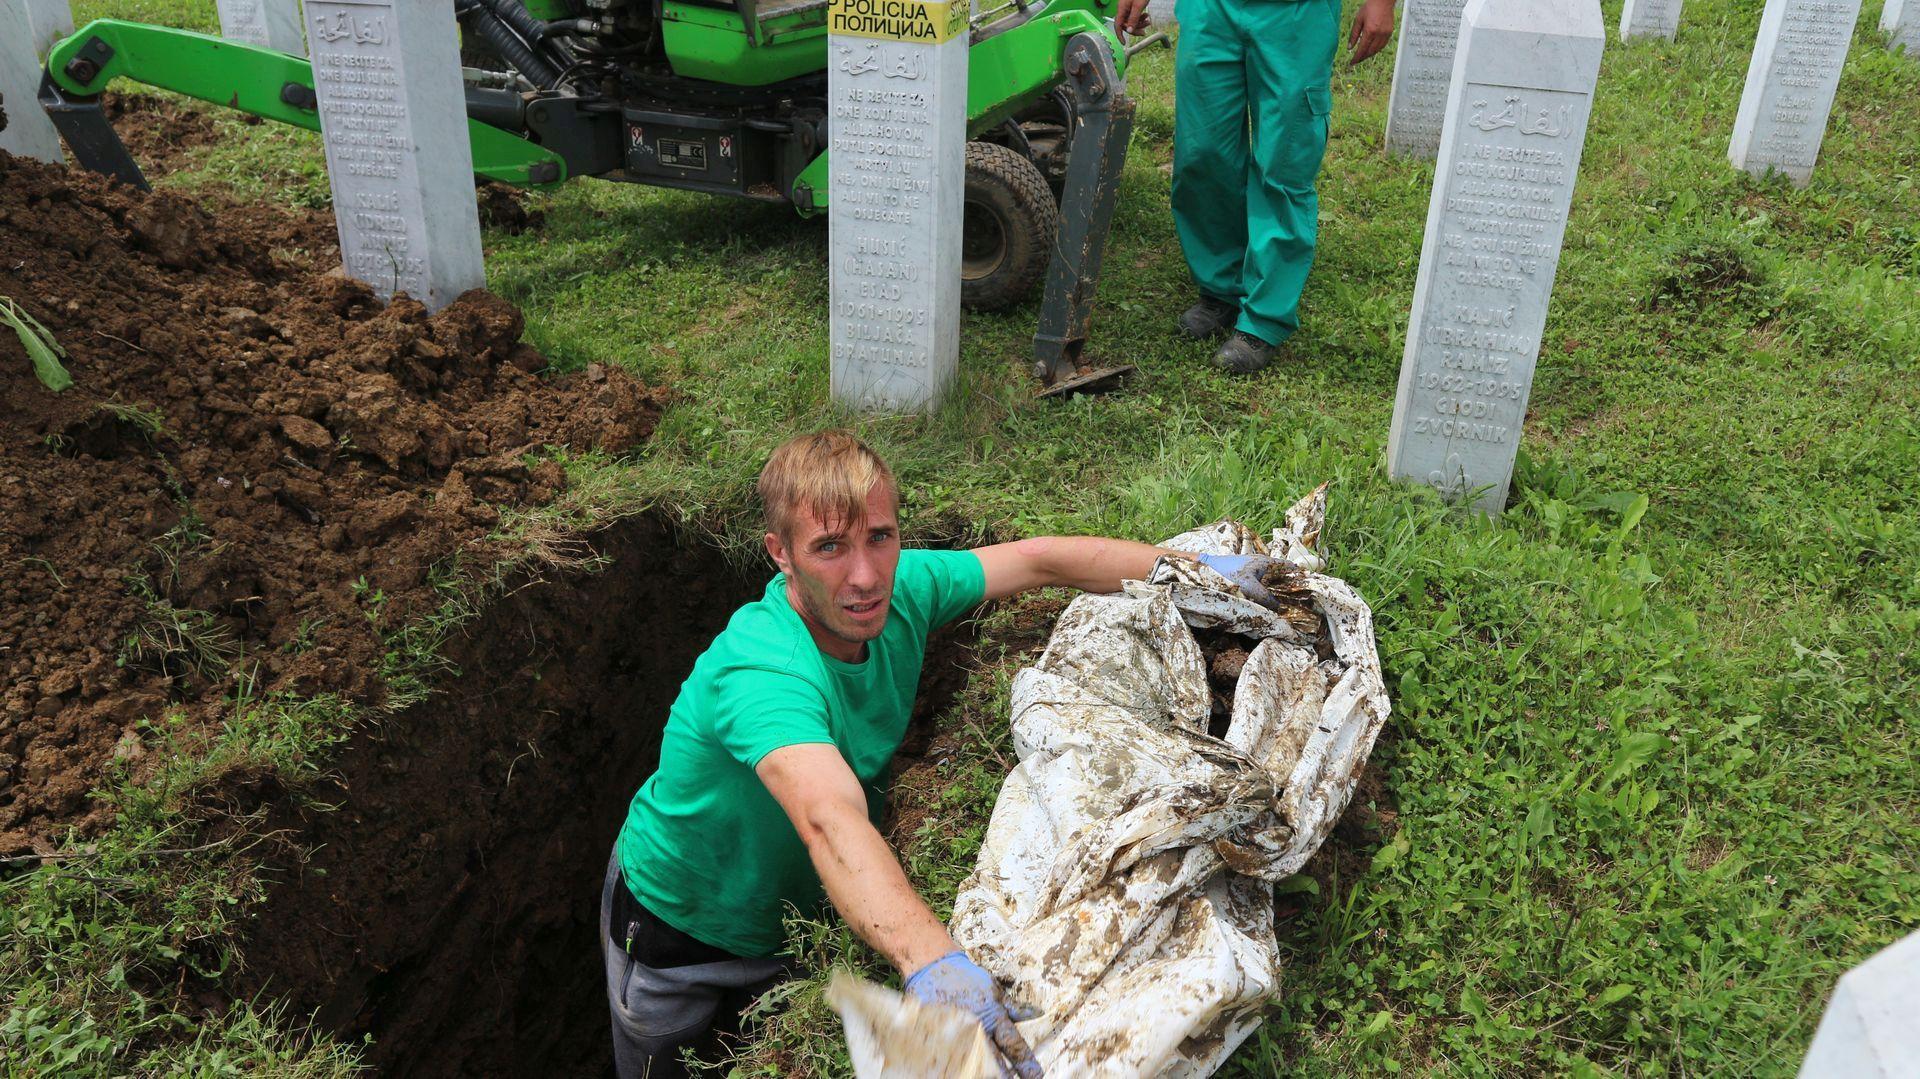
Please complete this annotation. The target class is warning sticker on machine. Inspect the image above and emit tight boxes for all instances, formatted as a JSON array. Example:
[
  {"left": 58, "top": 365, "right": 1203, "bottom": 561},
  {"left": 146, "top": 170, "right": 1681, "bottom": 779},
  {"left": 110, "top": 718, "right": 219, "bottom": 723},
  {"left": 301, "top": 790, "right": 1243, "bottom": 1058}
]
[{"left": 827, "top": 0, "right": 966, "bottom": 43}]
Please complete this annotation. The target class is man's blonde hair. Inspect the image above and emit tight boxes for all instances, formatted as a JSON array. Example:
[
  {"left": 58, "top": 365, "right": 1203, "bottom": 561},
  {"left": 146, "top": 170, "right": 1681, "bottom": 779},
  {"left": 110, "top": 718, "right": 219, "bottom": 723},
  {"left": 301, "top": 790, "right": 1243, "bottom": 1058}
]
[{"left": 759, "top": 430, "right": 897, "bottom": 540}]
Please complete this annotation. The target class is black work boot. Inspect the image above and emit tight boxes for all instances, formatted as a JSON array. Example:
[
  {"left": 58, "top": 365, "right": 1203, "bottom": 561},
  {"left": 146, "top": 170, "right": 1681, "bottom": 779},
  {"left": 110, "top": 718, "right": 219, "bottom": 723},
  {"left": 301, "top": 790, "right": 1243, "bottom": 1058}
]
[
  {"left": 1178, "top": 295, "right": 1239, "bottom": 340},
  {"left": 1211, "top": 331, "right": 1276, "bottom": 374}
]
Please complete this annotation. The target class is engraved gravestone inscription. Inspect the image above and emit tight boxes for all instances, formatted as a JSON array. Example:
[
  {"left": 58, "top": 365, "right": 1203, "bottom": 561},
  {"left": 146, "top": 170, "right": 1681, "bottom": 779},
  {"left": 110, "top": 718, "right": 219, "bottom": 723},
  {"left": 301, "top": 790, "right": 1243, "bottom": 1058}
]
[
  {"left": 218, "top": 0, "right": 307, "bottom": 56},
  {"left": 307, "top": 0, "right": 483, "bottom": 311},
  {"left": 1619, "top": 0, "right": 1682, "bottom": 41},
  {"left": 826, "top": 0, "right": 968, "bottom": 411},
  {"left": 1884, "top": 0, "right": 1919, "bottom": 54},
  {"left": 1385, "top": 0, "right": 1470, "bottom": 158},
  {"left": 21, "top": 0, "right": 74, "bottom": 59},
  {"left": 0, "top": 0, "right": 64, "bottom": 163},
  {"left": 1387, "top": 0, "right": 1604, "bottom": 514},
  {"left": 1729, "top": 0, "right": 1861, "bottom": 186}
]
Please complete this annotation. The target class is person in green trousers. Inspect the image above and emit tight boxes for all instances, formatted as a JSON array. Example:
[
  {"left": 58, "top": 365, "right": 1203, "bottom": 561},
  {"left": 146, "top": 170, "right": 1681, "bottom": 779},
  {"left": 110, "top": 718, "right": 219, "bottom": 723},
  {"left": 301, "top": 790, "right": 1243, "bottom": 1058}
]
[{"left": 1115, "top": 0, "right": 1397, "bottom": 372}]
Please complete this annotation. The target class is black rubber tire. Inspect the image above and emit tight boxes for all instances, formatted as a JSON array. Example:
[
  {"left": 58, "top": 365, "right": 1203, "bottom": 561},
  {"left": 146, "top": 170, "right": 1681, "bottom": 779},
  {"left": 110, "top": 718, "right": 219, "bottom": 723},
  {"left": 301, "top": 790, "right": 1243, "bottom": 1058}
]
[{"left": 961, "top": 141, "right": 1059, "bottom": 312}]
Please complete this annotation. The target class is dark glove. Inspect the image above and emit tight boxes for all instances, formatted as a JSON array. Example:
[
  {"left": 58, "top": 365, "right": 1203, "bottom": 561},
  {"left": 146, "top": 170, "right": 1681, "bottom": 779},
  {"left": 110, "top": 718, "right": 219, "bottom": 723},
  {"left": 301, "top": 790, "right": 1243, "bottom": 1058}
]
[
  {"left": 1196, "top": 552, "right": 1288, "bottom": 612},
  {"left": 904, "top": 951, "right": 1043, "bottom": 1078}
]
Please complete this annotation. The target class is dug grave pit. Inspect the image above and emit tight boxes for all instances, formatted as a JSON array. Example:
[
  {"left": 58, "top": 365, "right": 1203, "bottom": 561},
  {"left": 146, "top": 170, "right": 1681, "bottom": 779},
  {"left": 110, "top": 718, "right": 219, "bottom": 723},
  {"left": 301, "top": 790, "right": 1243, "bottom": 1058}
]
[
  {"left": 234, "top": 526, "right": 985, "bottom": 1077},
  {"left": 235, "top": 516, "right": 757, "bottom": 1077}
]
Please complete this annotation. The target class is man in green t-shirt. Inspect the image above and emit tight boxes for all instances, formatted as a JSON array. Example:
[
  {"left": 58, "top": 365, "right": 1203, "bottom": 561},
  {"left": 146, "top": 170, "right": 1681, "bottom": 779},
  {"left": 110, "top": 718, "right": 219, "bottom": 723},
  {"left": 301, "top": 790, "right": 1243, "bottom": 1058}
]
[{"left": 601, "top": 430, "right": 1233, "bottom": 1078}]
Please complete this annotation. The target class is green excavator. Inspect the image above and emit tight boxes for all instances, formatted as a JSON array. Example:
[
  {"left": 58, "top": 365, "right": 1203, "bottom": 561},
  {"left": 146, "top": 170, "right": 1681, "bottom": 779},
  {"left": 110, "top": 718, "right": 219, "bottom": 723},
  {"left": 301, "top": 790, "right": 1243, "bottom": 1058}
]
[{"left": 38, "top": 0, "right": 1140, "bottom": 392}]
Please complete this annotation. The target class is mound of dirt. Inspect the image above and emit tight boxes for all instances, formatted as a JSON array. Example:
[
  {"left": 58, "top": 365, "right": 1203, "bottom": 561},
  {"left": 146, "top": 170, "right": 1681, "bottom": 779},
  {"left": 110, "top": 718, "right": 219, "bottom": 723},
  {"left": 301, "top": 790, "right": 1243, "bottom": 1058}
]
[
  {"left": 0, "top": 150, "right": 666, "bottom": 855},
  {"left": 103, "top": 93, "right": 224, "bottom": 172}
]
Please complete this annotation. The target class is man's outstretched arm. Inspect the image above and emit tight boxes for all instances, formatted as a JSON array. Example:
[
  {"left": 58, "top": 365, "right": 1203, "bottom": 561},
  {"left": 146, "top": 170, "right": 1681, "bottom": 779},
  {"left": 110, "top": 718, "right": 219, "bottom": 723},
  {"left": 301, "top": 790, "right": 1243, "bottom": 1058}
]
[
  {"left": 976, "top": 538, "right": 1294, "bottom": 615},
  {"left": 757, "top": 743, "right": 1041, "bottom": 1076},
  {"left": 974, "top": 536, "right": 1181, "bottom": 602},
  {"left": 758, "top": 743, "right": 955, "bottom": 973}
]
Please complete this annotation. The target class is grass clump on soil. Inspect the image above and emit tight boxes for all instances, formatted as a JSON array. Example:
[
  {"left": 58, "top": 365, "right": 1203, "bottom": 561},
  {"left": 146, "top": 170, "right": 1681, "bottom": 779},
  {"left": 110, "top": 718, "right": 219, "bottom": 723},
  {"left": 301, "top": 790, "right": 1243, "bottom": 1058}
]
[
  {"left": 117, "top": 574, "right": 240, "bottom": 685},
  {"left": 7, "top": 0, "right": 1917, "bottom": 1075}
]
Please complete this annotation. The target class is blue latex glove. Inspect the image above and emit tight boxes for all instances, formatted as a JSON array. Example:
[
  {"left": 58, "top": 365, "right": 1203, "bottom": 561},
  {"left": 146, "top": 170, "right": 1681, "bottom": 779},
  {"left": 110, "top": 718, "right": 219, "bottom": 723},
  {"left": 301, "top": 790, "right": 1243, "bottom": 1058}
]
[
  {"left": 904, "top": 951, "right": 1043, "bottom": 1078},
  {"left": 1195, "top": 552, "right": 1288, "bottom": 612}
]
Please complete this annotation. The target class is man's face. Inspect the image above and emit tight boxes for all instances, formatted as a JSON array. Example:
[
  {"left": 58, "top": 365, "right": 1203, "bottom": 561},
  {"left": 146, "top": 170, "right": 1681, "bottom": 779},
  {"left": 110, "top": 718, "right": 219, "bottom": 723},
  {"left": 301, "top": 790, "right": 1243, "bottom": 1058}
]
[{"left": 766, "top": 482, "right": 901, "bottom": 660}]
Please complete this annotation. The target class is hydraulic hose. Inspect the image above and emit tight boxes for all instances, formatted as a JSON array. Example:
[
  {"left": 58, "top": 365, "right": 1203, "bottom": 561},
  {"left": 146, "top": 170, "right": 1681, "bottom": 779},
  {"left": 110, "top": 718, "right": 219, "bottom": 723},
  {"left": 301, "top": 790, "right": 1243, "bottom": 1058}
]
[
  {"left": 534, "top": 17, "right": 602, "bottom": 40},
  {"left": 463, "top": 6, "right": 563, "bottom": 89},
  {"left": 481, "top": 0, "right": 558, "bottom": 48}
]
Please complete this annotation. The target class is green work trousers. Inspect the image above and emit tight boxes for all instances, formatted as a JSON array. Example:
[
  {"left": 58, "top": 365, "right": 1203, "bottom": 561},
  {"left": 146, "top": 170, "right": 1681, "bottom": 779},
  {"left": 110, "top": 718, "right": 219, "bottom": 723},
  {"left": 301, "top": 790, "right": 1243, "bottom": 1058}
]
[{"left": 1172, "top": 0, "right": 1338, "bottom": 346}]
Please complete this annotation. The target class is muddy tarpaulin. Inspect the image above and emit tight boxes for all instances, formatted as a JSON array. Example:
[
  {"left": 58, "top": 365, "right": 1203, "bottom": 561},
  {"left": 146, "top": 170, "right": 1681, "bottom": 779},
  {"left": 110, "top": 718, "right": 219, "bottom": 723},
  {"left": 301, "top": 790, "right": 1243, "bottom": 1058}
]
[{"left": 831, "top": 487, "right": 1390, "bottom": 1078}]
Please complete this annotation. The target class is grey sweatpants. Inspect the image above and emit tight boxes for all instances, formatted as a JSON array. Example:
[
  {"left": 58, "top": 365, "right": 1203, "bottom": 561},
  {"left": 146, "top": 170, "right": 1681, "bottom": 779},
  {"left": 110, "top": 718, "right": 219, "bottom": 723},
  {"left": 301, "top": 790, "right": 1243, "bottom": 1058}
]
[{"left": 600, "top": 849, "right": 787, "bottom": 1078}]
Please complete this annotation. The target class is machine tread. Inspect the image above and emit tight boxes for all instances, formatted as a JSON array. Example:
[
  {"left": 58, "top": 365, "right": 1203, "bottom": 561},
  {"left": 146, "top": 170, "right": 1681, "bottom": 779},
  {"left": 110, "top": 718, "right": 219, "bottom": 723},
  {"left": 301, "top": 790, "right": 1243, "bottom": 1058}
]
[{"left": 962, "top": 140, "right": 1059, "bottom": 312}]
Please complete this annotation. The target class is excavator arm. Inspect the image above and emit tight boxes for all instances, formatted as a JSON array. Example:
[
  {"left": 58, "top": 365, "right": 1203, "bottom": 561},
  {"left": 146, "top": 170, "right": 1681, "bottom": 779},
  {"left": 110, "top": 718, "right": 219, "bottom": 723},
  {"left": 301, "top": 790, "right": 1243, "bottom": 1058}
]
[{"left": 42, "top": 20, "right": 567, "bottom": 189}]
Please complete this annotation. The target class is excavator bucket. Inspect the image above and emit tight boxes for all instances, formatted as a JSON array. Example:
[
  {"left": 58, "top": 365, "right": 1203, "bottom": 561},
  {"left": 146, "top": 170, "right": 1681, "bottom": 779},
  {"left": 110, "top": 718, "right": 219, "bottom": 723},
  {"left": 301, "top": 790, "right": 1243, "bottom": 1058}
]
[{"left": 1030, "top": 31, "right": 1135, "bottom": 398}]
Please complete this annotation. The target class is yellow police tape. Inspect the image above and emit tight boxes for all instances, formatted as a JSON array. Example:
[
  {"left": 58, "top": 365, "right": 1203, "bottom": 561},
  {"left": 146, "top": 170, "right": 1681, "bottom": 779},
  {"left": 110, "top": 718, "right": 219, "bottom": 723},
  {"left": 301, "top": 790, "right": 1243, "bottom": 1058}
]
[{"left": 827, "top": 0, "right": 968, "bottom": 43}]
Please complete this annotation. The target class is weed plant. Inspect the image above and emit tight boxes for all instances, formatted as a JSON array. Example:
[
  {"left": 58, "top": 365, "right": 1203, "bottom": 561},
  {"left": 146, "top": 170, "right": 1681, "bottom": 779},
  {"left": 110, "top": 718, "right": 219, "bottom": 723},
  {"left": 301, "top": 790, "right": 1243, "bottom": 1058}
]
[{"left": 1, "top": 296, "right": 73, "bottom": 391}]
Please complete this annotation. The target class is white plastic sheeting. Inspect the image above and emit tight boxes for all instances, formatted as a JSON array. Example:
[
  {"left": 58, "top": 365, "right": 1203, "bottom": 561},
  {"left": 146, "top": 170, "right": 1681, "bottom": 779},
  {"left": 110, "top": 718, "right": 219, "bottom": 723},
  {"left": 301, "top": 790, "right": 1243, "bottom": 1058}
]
[
  {"left": 827, "top": 972, "right": 997, "bottom": 1078},
  {"left": 833, "top": 489, "right": 1390, "bottom": 1077}
]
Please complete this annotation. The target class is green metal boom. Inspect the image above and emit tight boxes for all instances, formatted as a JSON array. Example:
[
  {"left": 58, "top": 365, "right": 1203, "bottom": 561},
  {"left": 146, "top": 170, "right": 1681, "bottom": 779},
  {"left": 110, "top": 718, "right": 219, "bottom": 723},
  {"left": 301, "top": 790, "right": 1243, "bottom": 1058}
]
[{"left": 46, "top": 21, "right": 569, "bottom": 185}]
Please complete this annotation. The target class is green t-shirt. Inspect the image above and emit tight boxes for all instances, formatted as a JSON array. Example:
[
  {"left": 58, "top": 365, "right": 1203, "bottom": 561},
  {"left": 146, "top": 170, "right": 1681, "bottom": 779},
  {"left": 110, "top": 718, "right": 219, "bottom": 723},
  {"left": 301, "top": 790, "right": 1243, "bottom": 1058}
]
[{"left": 616, "top": 548, "right": 987, "bottom": 958}]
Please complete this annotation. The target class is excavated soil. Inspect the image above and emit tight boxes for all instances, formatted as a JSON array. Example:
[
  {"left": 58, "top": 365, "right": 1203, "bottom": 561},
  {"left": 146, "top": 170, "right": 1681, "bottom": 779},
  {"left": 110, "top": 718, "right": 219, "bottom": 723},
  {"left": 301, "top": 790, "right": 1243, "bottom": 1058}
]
[
  {"left": 0, "top": 150, "right": 666, "bottom": 856},
  {"left": 102, "top": 93, "right": 225, "bottom": 171}
]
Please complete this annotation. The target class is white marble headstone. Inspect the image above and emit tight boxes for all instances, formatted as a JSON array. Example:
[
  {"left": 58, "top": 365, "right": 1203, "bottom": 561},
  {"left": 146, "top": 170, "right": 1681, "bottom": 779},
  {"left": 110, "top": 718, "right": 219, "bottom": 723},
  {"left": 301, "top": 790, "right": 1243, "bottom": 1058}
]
[
  {"left": 1619, "top": 0, "right": 1682, "bottom": 41},
  {"left": 21, "top": 0, "right": 74, "bottom": 59},
  {"left": 219, "top": 0, "right": 307, "bottom": 56},
  {"left": 1728, "top": 0, "right": 1862, "bottom": 187},
  {"left": 0, "top": 0, "right": 64, "bottom": 163},
  {"left": 1884, "top": 0, "right": 1919, "bottom": 53},
  {"left": 826, "top": 0, "right": 967, "bottom": 412},
  {"left": 1386, "top": 0, "right": 1604, "bottom": 514},
  {"left": 1798, "top": 929, "right": 1920, "bottom": 1077},
  {"left": 1385, "top": 0, "right": 1471, "bottom": 158},
  {"left": 307, "top": 0, "right": 483, "bottom": 311}
]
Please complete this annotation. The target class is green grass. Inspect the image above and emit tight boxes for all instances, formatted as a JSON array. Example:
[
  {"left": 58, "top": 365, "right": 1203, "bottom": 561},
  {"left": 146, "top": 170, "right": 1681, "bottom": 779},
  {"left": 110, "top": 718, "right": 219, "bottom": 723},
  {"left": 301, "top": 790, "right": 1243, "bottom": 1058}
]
[{"left": 10, "top": 0, "right": 1919, "bottom": 1074}]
